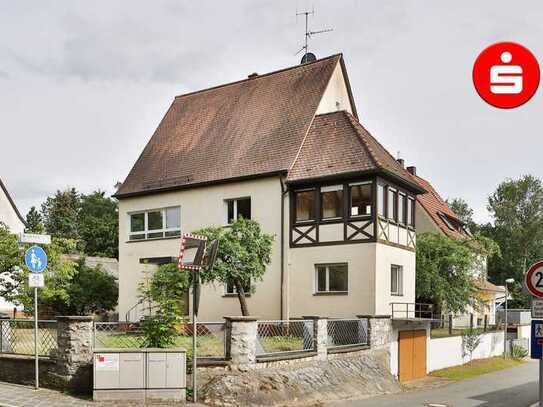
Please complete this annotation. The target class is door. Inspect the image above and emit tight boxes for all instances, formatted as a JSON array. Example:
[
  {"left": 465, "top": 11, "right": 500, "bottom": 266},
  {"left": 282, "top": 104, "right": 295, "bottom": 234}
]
[{"left": 398, "top": 330, "right": 426, "bottom": 382}]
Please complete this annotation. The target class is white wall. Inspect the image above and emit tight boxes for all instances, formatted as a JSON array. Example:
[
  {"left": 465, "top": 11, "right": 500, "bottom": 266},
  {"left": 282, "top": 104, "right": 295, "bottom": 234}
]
[
  {"left": 118, "top": 176, "right": 283, "bottom": 322},
  {"left": 427, "top": 332, "right": 505, "bottom": 372},
  {"left": 389, "top": 321, "right": 431, "bottom": 378},
  {"left": 315, "top": 62, "right": 353, "bottom": 115}
]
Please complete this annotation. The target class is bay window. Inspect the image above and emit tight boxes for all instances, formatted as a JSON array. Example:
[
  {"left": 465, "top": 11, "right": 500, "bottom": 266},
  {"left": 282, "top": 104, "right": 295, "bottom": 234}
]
[
  {"left": 350, "top": 182, "right": 372, "bottom": 217},
  {"left": 295, "top": 189, "right": 315, "bottom": 222},
  {"left": 321, "top": 185, "right": 343, "bottom": 219}
]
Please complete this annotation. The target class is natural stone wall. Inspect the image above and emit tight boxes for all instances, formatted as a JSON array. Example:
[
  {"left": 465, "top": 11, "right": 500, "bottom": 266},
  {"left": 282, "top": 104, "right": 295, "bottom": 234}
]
[
  {"left": 199, "top": 348, "right": 399, "bottom": 406},
  {"left": 360, "top": 315, "right": 392, "bottom": 352},
  {"left": 225, "top": 316, "right": 257, "bottom": 370},
  {"left": 0, "top": 316, "right": 94, "bottom": 394}
]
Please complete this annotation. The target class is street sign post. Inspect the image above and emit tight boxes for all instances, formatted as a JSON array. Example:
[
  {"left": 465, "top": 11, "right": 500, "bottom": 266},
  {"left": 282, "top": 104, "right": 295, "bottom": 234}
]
[
  {"left": 19, "top": 233, "right": 51, "bottom": 245},
  {"left": 527, "top": 261, "right": 543, "bottom": 406},
  {"left": 24, "top": 245, "right": 48, "bottom": 391}
]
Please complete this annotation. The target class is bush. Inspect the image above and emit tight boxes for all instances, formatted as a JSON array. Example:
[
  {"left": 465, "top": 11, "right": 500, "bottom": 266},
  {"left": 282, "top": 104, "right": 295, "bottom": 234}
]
[{"left": 510, "top": 344, "right": 528, "bottom": 360}]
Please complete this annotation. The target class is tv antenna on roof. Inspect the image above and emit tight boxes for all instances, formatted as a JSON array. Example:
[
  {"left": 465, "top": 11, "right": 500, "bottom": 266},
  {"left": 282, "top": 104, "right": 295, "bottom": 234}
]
[{"left": 295, "top": 7, "right": 333, "bottom": 63}]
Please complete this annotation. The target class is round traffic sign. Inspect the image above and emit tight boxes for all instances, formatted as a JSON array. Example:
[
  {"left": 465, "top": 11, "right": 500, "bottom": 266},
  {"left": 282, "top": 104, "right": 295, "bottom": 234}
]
[
  {"left": 525, "top": 260, "right": 543, "bottom": 298},
  {"left": 24, "top": 245, "right": 47, "bottom": 274}
]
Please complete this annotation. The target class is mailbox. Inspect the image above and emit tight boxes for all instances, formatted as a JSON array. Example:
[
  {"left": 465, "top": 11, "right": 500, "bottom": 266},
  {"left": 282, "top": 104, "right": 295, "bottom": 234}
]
[{"left": 93, "top": 348, "right": 186, "bottom": 402}]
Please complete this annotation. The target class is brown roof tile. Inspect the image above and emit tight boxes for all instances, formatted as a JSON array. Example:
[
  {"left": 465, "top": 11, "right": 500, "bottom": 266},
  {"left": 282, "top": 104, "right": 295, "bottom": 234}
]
[
  {"left": 411, "top": 174, "right": 468, "bottom": 239},
  {"left": 287, "top": 111, "right": 424, "bottom": 192},
  {"left": 116, "top": 55, "right": 343, "bottom": 197}
]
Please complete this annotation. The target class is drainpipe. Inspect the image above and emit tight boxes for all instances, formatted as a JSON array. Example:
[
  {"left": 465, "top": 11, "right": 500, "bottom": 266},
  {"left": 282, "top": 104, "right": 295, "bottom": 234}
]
[{"left": 280, "top": 176, "right": 288, "bottom": 320}]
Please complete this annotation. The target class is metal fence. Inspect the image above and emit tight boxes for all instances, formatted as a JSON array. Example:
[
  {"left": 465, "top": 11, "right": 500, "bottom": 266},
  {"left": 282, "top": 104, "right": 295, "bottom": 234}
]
[
  {"left": 93, "top": 321, "right": 226, "bottom": 359},
  {"left": 0, "top": 319, "right": 57, "bottom": 357},
  {"left": 327, "top": 318, "right": 368, "bottom": 349},
  {"left": 256, "top": 320, "right": 314, "bottom": 357}
]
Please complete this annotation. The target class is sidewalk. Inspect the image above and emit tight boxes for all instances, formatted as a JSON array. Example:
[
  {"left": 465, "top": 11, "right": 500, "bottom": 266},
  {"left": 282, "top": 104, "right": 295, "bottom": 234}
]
[{"left": 0, "top": 381, "right": 193, "bottom": 406}]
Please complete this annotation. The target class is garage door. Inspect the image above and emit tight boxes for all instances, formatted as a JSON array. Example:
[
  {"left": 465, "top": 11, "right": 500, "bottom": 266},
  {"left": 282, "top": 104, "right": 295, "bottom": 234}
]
[{"left": 398, "top": 330, "right": 426, "bottom": 382}]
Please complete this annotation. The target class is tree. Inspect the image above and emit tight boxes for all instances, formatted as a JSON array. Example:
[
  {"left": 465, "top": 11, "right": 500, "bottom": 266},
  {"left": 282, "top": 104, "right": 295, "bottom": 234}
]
[
  {"left": 416, "top": 233, "right": 497, "bottom": 314},
  {"left": 195, "top": 218, "right": 274, "bottom": 316},
  {"left": 447, "top": 197, "right": 477, "bottom": 233},
  {"left": 462, "top": 328, "right": 482, "bottom": 363},
  {"left": 77, "top": 191, "right": 118, "bottom": 258},
  {"left": 41, "top": 188, "right": 80, "bottom": 240},
  {"left": 482, "top": 175, "right": 543, "bottom": 307},
  {"left": 25, "top": 206, "right": 44, "bottom": 233},
  {"left": 138, "top": 263, "right": 189, "bottom": 348}
]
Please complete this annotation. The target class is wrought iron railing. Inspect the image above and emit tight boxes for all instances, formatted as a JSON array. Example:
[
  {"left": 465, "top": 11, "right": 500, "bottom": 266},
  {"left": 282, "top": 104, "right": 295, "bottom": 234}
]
[
  {"left": 391, "top": 302, "right": 437, "bottom": 320},
  {"left": 327, "top": 318, "right": 368, "bottom": 349},
  {"left": 256, "top": 320, "right": 315, "bottom": 356},
  {"left": 0, "top": 319, "right": 57, "bottom": 357}
]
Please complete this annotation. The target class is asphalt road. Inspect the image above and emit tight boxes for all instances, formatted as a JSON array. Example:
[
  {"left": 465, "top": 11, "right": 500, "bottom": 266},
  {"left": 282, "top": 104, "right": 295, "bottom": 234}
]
[{"left": 325, "top": 361, "right": 540, "bottom": 407}]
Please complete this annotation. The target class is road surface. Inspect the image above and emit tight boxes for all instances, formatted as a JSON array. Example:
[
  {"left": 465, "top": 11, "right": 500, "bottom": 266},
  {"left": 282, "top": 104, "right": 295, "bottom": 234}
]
[{"left": 325, "top": 361, "right": 539, "bottom": 407}]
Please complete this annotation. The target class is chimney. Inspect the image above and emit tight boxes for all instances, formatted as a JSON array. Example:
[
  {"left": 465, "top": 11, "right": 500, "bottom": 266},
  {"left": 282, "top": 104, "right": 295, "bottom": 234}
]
[
  {"left": 407, "top": 166, "right": 417, "bottom": 176},
  {"left": 397, "top": 158, "right": 405, "bottom": 168},
  {"left": 248, "top": 72, "right": 258, "bottom": 79}
]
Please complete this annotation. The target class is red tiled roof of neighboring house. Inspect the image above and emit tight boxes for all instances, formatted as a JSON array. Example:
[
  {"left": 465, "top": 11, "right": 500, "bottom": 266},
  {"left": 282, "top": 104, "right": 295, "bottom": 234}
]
[
  {"left": 287, "top": 111, "right": 423, "bottom": 192},
  {"left": 475, "top": 279, "right": 505, "bottom": 292},
  {"left": 116, "top": 54, "right": 353, "bottom": 198},
  {"left": 0, "top": 177, "right": 26, "bottom": 226},
  {"left": 410, "top": 173, "right": 467, "bottom": 239}
]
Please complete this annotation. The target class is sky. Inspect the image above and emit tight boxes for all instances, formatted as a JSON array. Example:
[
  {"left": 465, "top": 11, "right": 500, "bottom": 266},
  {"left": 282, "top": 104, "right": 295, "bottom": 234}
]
[{"left": 1, "top": 0, "right": 542, "bottom": 224}]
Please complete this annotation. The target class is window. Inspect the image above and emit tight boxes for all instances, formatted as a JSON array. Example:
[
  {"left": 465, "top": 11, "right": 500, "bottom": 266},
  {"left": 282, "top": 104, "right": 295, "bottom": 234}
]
[
  {"left": 321, "top": 185, "right": 343, "bottom": 219},
  {"left": 226, "top": 198, "right": 251, "bottom": 224},
  {"left": 398, "top": 193, "right": 406, "bottom": 224},
  {"left": 439, "top": 213, "right": 456, "bottom": 231},
  {"left": 391, "top": 265, "right": 403, "bottom": 295},
  {"left": 295, "top": 190, "right": 315, "bottom": 222},
  {"left": 388, "top": 188, "right": 398, "bottom": 221},
  {"left": 407, "top": 198, "right": 415, "bottom": 227},
  {"left": 129, "top": 207, "right": 181, "bottom": 241},
  {"left": 377, "top": 184, "right": 385, "bottom": 217},
  {"left": 350, "top": 182, "right": 372, "bottom": 217},
  {"left": 315, "top": 263, "right": 348, "bottom": 293},
  {"left": 225, "top": 279, "right": 251, "bottom": 295}
]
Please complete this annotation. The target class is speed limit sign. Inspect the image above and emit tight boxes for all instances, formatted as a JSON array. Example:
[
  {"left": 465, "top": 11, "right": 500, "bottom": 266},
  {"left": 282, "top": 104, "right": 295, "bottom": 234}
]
[{"left": 526, "top": 260, "right": 543, "bottom": 298}]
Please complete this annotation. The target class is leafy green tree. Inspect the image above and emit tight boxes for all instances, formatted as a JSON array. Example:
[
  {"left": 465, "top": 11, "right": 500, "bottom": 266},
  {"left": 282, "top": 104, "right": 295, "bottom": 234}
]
[
  {"left": 447, "top": 197, "right": 478, "bottom": 233},
  {"left": 0, "top": 224, "right": 117, "bottom": 316},
  {"left": 482, "top": 175, "right": 543, "bottom": 307},
  {"left": 416, "top": 233, "right": 497, "bottom": 314},
  {"left": 195, "top": 218, "right": 274, "bottom": 316},
  {"left": 64, "top": 259, "right": 118, "bottom": 315},
  {"left": 462, "top": 328, "right": 482, "bottom": 363},
  {"left": 41, "top": 188, "right": 80, "bottom": 240},
  {"left": 78, "top": 191, "right": 118, "bottom": 258},
  {"left": 138, "top": 263, "right": 189, "bottom": 348},
  {"left": 25, "top": 206, "right": 44, "bottom": 233}
]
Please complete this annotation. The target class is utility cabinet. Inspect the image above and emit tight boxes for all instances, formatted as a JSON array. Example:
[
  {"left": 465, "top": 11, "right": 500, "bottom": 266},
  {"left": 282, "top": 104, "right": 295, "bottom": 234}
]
[{"left": 93, "top": 348, "right": 186, "bottom": 402}]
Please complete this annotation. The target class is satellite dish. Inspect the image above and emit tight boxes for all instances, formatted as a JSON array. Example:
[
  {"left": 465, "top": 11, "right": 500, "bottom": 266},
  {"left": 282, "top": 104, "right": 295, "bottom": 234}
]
[{"left": 300, "top": 52, "right": 317, "bottom": 64}]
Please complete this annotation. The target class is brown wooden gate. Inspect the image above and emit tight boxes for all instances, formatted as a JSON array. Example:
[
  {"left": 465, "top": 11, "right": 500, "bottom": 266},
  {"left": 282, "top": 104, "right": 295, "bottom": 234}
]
[{"left": 398, "top": 329, "right": 427, "bottom": 382}]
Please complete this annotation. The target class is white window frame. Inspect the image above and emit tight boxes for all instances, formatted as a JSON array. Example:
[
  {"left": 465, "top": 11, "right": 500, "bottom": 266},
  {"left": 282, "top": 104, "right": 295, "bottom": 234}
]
[
  {"left": 224, "top": 279, "right": 252, "bottom": 296},
  {"left": 398, "top": 193, "right": 406, "bottom": 225},
  {"left": 128, "top": 206, "right": 181, "bottom": 241},
  {"left": 224, "top": 197, "right": 251, "bottom": 225},
  {"left": 391, "top": 264, "right": 403, "bottom": 296},
  {"left": 314, "top": 263, "right": 349, "bottom": 294}
]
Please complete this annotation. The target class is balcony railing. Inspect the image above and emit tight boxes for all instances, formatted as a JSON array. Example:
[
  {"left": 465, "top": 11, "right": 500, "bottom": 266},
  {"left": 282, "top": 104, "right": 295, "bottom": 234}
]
[{"left": 391, "top": 302, "right": 438, "bottom": 320}]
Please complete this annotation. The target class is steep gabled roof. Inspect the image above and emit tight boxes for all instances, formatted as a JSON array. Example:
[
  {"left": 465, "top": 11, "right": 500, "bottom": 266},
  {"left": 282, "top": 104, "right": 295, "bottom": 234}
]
[
  {"left": 116, "top": 54, "right": 347, "bottom": 198},
  {"left": 411, "top": 174, "right": 468, "bottom": 239},
  {"left": 287, "top": 111, "right": 424, "bottom": 193},
  {"left": 0, "top": 177, "right": 26, "bottom": 226}
]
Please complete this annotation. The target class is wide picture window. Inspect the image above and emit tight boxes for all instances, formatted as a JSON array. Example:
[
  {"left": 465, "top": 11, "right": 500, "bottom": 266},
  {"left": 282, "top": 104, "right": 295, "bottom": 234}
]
[{"left": 129, "top": 207, "right": 181, "bottom": 240}]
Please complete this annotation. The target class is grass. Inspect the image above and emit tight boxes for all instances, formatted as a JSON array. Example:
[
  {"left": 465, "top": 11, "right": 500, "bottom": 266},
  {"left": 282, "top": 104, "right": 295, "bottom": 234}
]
[
  {"left": 431, "top": 357, "right": 524, "bottom": 380},
  {"left": 259, "top": 336, "right": 304, "bottom": 353},
  {"left": 3, "top": 328, "right": 57, "bottom": 356}
]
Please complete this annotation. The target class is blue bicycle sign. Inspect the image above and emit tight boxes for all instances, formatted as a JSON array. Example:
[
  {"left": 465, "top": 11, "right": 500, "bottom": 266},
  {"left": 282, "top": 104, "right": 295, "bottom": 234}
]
[{"left": 24, "top": 245, "right": 47, "bottom": 273}]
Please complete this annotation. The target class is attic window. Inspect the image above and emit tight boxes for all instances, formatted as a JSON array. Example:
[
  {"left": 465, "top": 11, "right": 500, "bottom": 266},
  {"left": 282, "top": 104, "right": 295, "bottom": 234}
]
[{"left": 439, "top": 213, "right": 457, "bottom": 231}]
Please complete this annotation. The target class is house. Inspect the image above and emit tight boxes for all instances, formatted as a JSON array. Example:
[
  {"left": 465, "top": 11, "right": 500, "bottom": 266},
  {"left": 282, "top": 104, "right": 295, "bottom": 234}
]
[
  {"left": 115, "top": 54, "right": 426, "bottom": 323},
  {"left": 0, "top": 177, "right": 25, "bottom": 235},
  {"left": 0, "top": 177, "right": 26, "bottom": 315},
  {"left": 408, "top": 167, "right": 504, "bottom": 327}
]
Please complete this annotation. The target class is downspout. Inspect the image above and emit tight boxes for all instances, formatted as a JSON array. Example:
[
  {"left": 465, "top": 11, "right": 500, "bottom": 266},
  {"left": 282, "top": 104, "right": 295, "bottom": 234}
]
[{"left": 280, "top": 176, "right": 288, "bottom": 320}]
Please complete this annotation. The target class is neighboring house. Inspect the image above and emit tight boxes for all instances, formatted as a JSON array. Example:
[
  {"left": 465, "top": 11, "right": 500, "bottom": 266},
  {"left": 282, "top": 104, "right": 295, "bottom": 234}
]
[
  {"left": 0, "top": 177, "right": 25, "bottom": 235},
  {"left": 115, "top": 54, "right": 425, "bottom": 323},
  {"left": 408, "top": 167, "right": 504, "bottom": 326},
  {"left": 0, "top": 177, "right": 26, "bottom": 315}
]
